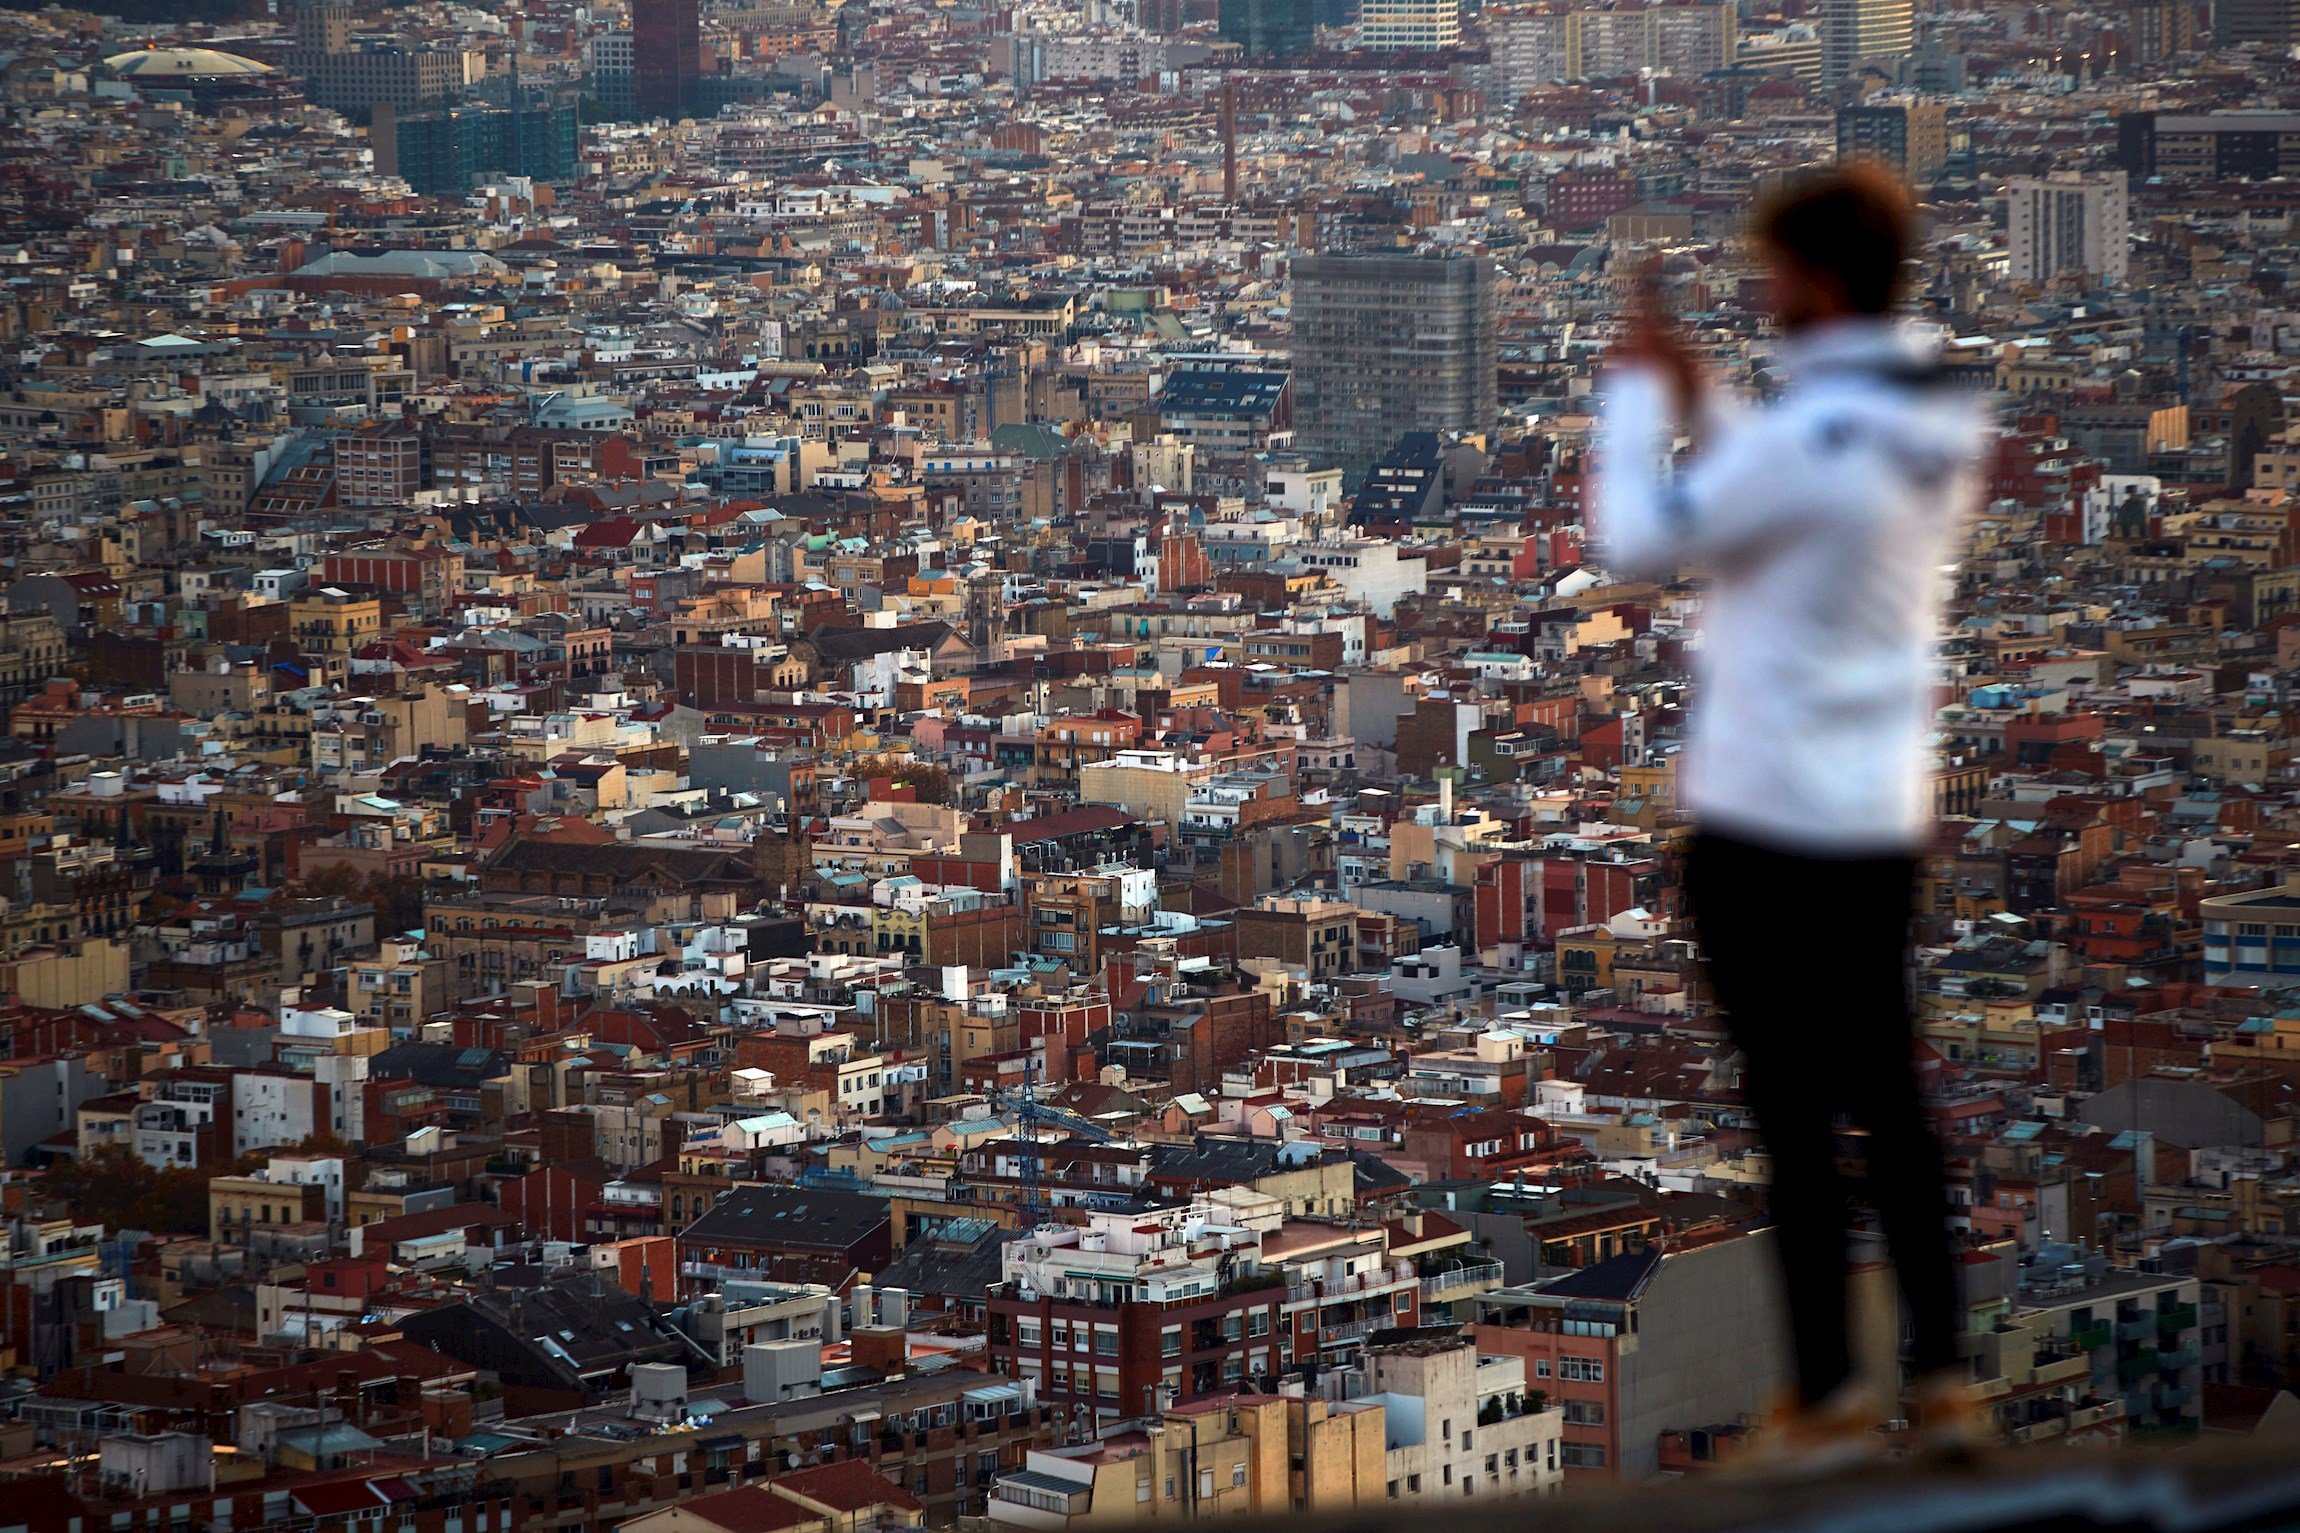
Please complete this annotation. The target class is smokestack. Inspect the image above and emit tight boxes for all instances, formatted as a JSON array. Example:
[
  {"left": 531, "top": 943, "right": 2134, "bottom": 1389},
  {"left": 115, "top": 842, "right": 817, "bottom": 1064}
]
[{"left": 1222, "top": 78, "right": 1239, "bottom": 202}]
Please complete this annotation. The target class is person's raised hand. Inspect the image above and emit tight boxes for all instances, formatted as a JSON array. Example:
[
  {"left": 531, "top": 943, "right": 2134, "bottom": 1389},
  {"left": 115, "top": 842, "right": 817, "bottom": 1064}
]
[{"left": 1610, "top": 255, "right": 1703, "bottom": 423}]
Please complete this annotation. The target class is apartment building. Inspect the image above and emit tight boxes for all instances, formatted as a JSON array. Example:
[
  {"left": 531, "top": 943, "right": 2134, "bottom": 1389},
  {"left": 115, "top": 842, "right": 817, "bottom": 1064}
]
[
  {"left": 1359, "top": 0, "right": 1462, "bottom": 48},
  {"left": 2009, "top": 173, "right": 2131, "bottom": 286},
  {"left": 1361, "top": 1339, "right": 1564, "bottom": 1502},
  {"left": 1469, "top": 1232, "right": 1791, "bottom": 1477}
]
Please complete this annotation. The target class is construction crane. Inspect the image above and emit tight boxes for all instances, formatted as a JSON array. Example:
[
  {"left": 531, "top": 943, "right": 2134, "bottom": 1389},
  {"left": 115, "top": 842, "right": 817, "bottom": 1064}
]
[
  {"left": 1016, "top": 1051, "right": 1045, "bottom": 1228},
  {"left": 1009, "top": 1044, "right": 1127, "bottom": 1226}
]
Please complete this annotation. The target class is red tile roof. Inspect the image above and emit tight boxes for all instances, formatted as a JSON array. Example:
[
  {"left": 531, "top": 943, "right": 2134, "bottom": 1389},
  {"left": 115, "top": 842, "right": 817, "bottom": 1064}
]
[
  {"left": 665, "top": 1485, "right": 824, "bottom": 1533},
  {"left": 774, "top": 1460, "right": 926, "bottom": 1516},
  {"left": 294, "top": 1480, "right": 390, "bottom": 1515}
]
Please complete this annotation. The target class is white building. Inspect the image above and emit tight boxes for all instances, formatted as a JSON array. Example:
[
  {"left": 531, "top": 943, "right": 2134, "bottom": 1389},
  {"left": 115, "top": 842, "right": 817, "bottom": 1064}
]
[
  {"left": 1488, "top": 1, "right": 1733, "bottom": 88},
  {"left": 231, "top": 1072, "right": 320, "bottom": 1156},
  {"left": 1289, "top": 537, "right": 1428, "bottom": 618},
  {"left": 1264, "top": 463, "right": 1343, "bottom": 525},
  {"left": 1390, "top": 944, "right": 1479, "bottom": 1006},
  {"left": 1488, "top": 6, "right": 1572, "bottom": 89},
  {"left": 1362, "top": 1342, "right": 1564, "bottom": 1502},
  {"left": 265, "top": 1153, "right": 346, "bottom": 1222},
  {"left": 1735, "top": 22, "right": 1824, "bottom": 79},
  {"left": 1360, "top": 0, "right": 1462, "bottom": 50},
  {"left": 2008, "top": 173, "right": 2130, "bottom": 287}
]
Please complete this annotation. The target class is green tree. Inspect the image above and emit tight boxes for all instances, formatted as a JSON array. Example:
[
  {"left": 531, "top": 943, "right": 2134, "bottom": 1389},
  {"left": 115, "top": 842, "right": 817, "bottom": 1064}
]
[
  {"left": 846, "top": 755, "right": 954, "bottom": 806},
  {"left": 362, "top": 873, "right": 428, "bottom": 934},
  {"left": 295, "top": 863, "right": 366, "bottom": 902},
  {"left": 42, "top": 1132, "right": 364, "bottom": 1238}
]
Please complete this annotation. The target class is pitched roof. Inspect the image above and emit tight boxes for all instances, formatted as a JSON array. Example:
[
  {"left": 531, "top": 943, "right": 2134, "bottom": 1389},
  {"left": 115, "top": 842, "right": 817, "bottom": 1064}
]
[
  {"left": 485, "top": 836, "right": 756, "bottom": 888},
  {"left": 1150, "top": 1138, "right": 1284, "bottom": 1184},
  {"left": 1536, "top": 1245, "right": 1663, "bottom": 1302},
  {"left": 368, "top": 1041, "right": 508, "bottom": 1089},
  {"left": 1004, "top": 806, "right": 1136, "bottom": 843},
  {"left": 1159, "top": 368, "right": 1289, "bottom": 416},
  {"left": 773, "top": 1460, "right": 925, "bottom": 1516},
  {"left": 873, "top": 1220, "right": 1022, "bottom": 1300},
  {"left": 802, "top": 620, "right": 959, "bottom": 662},
  {"left": 679, "top": 1184, "right": 890, "bottom": 1252},
  {"left": 657, "top": 1485, "right": 822, "bottom": 1533}
]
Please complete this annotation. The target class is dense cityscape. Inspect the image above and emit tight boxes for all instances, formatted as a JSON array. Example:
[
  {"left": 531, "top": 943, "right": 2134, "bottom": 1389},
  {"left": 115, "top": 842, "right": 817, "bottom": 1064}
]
[{"left": 0, "top": 0, "right": 2291, "bottom": 1522}]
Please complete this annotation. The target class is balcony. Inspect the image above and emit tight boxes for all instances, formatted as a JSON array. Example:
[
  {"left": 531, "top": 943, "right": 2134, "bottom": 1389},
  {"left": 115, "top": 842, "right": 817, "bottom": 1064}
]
[
  {"left": 2118, "top": 1349, "right": 2160, "bottom": 1380},
  {"left": 2158, "top": 1304, "right": 2198, "bottom": 1333},
  {"left": 2069, "top": 1321, "right": 2113, "bottom": 1350},
  {"left": 1421, "top": 1259, "right": 1506, "bottom": 1302},
  {"left": 2030, "top": 1353, "right": 2094, "bottom": 1390},
  {"left": 1285, "top": 1263, "right": 1415, "bottom": 1306},
  {"left": 2116, "top": 1316, "right": 2158, "bottom": 1343},
  {"left": 1316, "top": 1315, "right": 1389, "bottom": 1345},
  {"left": 2158, "top": 1342, "right": 2199, "bottom": 1371}
]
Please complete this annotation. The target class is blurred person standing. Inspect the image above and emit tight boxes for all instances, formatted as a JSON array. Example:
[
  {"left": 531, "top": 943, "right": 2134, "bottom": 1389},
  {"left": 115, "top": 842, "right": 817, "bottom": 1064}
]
[{"left": 1595, "top": 165, "right": 1993, "bottom": 1463}]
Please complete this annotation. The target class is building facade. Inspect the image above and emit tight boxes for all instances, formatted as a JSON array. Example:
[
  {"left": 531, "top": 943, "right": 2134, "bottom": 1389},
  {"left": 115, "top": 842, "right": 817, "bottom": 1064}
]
[
  {"left": 1290, "top": 252, "right": 1497, "bottom": 481},
  {"left": 1358, "top": 0, "right": 1462, "bottom": 48},
  {"left": 1816, "top": 0, "right": 1913, "bottom": 83},
  {"left": 1836, "top": 99, "right": 1948, "bottom": 181},
  {"left": 2009, "top": 173, "right": 2131, "bottom": 287},
  {"left": 632, "top": 0, "right": 702, "bottom": 118}
]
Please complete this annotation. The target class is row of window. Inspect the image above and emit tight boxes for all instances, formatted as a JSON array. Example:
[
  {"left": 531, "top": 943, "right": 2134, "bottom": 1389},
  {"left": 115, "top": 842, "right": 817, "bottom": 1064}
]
[
  {"left": 1533, "top": 1355, "right": 1606, "bottom": 1382},
  {"left": 1389, "top": 1440, "right": 1558, "bottom": 1498}
]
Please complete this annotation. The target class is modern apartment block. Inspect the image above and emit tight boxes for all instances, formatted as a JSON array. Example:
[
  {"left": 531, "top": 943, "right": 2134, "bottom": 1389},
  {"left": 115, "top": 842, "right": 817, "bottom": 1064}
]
[
  {"left": 1836, "top": 98, "right": 1949, "bottom": 181},
  {"left": 286, "top": 1, "right": 467, "bottom": 122},
  {"left": 1487, "top": 1, "right": 1734, "bottom": 89},
  {"left": 2118, "top": 111, "right": 2300, "bottom": 182},
  {"left": 1816, "top": 0, "right": 1914, "bottom": 83},
  {"left": 1360, "top": 1340, "right": 1565, "bottom": 1502},
  {"left": 2201, "top": 873, "right": 2300, "bottom": 984},
  {"left": 2124, "top": 0, "right": 2201, "bottom": 63},
  {"left": 2218, "top": 0, "right": 2300, "bottom": 46},
  {"left": 2000, "top": 1247, "right": 2202, "bottom": 1437},
  {"left": 372, "top": 96, "right": 581, "bottom": 197},
  {"left": 986, "top": 1391, "right": 1387, "bottom": 1529},
  {"left": 332, "top": 420, "right": 423, "bottom": 507},
  {"left": 2009, "top": 173, "right": 2132, "bottom": 286},
  {"left": 1290, "top": 251, "right": 1497, "bottom": 480},
  {"left": 1468, "top": 1232, "right": 1793, "bottom": 1478},
  {"left": 1358, "top": 0, "right": 1462, "bottom": 50},
  {"left": 987, "top": 1194, "right": 1423, "bottom": 1418}
]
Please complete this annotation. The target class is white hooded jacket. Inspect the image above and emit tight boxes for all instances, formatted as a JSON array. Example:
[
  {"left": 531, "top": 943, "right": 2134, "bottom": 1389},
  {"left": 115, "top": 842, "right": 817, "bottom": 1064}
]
[{"left": 1595, "top": 319, "right": 1993, "bottom": 855}]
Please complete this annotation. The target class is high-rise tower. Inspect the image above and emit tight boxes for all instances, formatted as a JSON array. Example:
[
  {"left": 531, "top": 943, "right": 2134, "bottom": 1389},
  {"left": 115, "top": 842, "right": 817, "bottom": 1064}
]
[
  {"left": 1817, "top": 0, "right": 1914, "bottom": 84},
  {"left": 1290, "top": 251, "right": 1498, "bottom": 481},
  {"left": 631, "top": 0, "right": 701, "bottom": 120}
]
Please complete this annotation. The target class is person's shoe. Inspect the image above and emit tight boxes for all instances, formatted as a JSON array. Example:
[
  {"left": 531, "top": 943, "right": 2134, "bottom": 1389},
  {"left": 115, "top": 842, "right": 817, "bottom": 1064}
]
[
  {"left": 1738, "top": 1379, "right": 1890, "bottom": 1479},
  {"left": 1908, "top": 1370, "right": 1994, "bottom": 1465}
]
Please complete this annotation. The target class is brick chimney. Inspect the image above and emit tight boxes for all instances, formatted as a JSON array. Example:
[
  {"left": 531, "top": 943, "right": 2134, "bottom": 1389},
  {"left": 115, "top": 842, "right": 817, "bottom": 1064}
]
[{"left": 849, "top": 1326, "right": 908, "bottom": 1377}]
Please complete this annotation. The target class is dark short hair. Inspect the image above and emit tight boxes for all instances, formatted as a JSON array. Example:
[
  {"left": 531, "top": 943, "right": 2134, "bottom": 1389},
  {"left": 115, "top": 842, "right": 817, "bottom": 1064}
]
[{"left": 1752, "top": 162, "right": 1917, "bottom": 314}]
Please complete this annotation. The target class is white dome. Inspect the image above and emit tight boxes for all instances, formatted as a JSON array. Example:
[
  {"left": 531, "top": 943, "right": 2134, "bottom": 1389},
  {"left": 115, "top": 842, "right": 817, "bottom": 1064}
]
[{"left": 105, "top": 46, "right": 273, "bottom": 79}]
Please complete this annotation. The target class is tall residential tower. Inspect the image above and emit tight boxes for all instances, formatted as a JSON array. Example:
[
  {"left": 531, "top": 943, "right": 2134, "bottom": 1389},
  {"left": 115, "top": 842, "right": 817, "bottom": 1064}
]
[
  {"left": 1290, "top": 251, "right": 1498, "bottom": 481},
  {"left": 2009, "top": 173, "right": 2131, "bottom": 287},
  {"left": 1817, "top": 0, "right": 1914, "bottom": 84}
]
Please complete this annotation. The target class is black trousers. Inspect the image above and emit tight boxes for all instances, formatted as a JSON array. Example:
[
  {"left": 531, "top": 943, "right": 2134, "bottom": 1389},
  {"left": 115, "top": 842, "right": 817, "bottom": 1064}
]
[{"left": 1684, "top": 830, "right": 1960, "bottom": 1406}]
